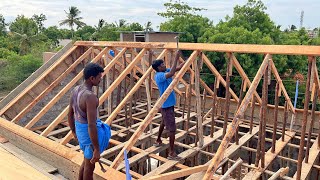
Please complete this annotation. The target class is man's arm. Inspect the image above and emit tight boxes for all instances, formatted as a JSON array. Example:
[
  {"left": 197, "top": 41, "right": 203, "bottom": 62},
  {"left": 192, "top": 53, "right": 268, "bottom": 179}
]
[
  {"left": 67, "top": 93, "right": 77, "bottom": 140},
  {"left": 86, "top": 94, "right": 100, "bottom": 164},
  {"left": 165, "top": 50, "right": 181, "bottom": 79}
]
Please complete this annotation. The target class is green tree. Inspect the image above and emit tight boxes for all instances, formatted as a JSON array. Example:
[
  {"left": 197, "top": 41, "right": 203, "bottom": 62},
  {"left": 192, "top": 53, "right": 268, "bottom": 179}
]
[
  {"left": 159, "top": 1, "right": 212, "bottom": 43},
  {"left": 59, "top": 6, "right": 86, "bottom": 38},
  {"left": 0, "top": 14, "right": 7, "bottom": 36},
  {"left": 144, "top": 21, "right": 153, "bottom": 32},
  {"left": 158, "top": 0, "right": 206, "bottom": 18},
  {"left": 9, "top": 15, "right": 39, "bottom": 55},
  {"left": 43, "top": 26, "right": 63, "bottom": 46},
  {"left": 32, "top": 14, "right": 47, "bottom": 32}
]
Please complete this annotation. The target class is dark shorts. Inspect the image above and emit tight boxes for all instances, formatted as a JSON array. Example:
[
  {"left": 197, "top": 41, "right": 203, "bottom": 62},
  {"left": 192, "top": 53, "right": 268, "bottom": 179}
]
[{"left": 161, "top": 106, "right": 176, "bottom": 132}]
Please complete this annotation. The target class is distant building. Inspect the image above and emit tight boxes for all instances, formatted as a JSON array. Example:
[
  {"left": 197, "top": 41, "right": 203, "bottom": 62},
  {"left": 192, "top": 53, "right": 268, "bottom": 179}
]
[{"left": 119, "top": 31, "right": 182, "bottom": 42}]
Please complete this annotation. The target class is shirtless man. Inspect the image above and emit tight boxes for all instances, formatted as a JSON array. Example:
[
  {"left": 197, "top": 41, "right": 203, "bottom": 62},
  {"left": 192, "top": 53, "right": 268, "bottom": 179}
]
[{"left": 68, "top": 63, "right": 111, "bottom": 180}]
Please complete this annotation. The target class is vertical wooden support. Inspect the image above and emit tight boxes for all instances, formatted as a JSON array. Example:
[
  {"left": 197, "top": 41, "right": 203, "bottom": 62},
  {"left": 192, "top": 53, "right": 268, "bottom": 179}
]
[
  {"left": 271, "top": 83, "right": 280, "bottom": 153},
  {"left": 123, "top": 52, "right": 128, "bottom": 127},
  {"left": 142, "top": 53, "right": 152, "bottom": 133},
  {"left": 107, "top": 57, "right": 112, "bottom": 116},
  {"left": 296, "top": 57, "right": 313, "bottom": 180},
  {"left": 282, "top": 101, "right": 288, "bottom": 141},
  {"left": 249, "top": 96, "right": 255, "bottom": 134},
  {"left": 195, "top": 57, "right": 203, "bottom": 148},
  {"left": 129, "top": 69, "right": 134, "bottom": 127},
  {"left": 203, "top": 54, "right": 271, "bottom": 180},
  {"left": 305, "top": 83, "right": 317, "bottom": 163},
  {"left": 261, "top": 64, "right": 269, "bottom": 168},
  {"left": 223, "top": 57, "right": 232, "bottom": 136},
  {"left": 210, "top": 78, "right": 218, "bottom": 138}
]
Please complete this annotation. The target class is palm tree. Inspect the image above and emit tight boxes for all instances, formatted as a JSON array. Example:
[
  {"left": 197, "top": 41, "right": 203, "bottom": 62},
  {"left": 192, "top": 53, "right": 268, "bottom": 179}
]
[
  {"left": 144, "top": 21, "right": 153, "bottom": 32},
  {"left": 59, "top": 6, "right": 86, "bottom": 38},
  {"left": 114, "top": 19, "right": 128, "bottom": 28},
  {"left": 91, "top": 19, "right": 105, "bottom": 40},
  {"left": 9, "top": 31, "right": 38, "bottom": 55}
]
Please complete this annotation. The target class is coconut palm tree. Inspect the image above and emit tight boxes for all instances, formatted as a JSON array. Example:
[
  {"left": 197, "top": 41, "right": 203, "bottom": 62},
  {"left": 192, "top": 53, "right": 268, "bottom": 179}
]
[
  {"left": 59, "top": 6, "right": 86, "bottom": 38},
  {"left": 144, "top": 21, "right": 153, "bottom": 32}
]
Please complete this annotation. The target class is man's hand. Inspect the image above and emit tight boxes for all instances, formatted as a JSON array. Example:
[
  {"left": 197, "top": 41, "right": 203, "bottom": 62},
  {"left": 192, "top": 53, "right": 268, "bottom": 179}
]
[{"left": 90, "top": 149, "right": 100, "bottom": 164}]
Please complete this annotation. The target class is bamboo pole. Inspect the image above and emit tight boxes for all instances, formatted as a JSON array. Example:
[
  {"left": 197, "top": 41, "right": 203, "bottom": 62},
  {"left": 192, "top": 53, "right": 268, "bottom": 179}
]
[{"left": 271, "top": 83, "right": 280, "bottom": 153}]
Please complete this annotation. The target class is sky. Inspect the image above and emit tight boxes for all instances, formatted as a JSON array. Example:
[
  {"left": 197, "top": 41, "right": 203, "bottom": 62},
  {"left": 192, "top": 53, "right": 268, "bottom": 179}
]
[{"left": 1, "top": 0, "right": 319, "bottom": 30}]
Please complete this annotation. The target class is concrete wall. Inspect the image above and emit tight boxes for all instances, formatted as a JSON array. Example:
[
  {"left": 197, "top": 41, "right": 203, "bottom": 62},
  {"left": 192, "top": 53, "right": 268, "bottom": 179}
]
[
  {"left": 148, "top": 33, "right": 177, "bottom": 42},
  {"left": 43, "top": 52, "right": 56, "bottom": 63}
]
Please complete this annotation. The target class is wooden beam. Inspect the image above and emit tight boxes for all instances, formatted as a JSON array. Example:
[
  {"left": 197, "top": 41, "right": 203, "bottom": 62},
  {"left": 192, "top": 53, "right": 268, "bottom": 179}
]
[
  {"left": 243, "top": 131, "right": 295, "bottom": 180},
  {"left": 110, "top": 50, "right": 199, "bottom": 169},
  {"left": 74, "top": 41, "right": 320, "bottom": 56},
  {"left": 270, "top": 60, "right": 295, "bottom": 113},
  {"left": 104, "top": 49, "right": 167, "bottom": 125},
  {"left": 40, "top": 48, "right": 126, "bottom": 136},
  {"left": 293, "top": 137, "right": 320, "bottom": 179},
  {"left": 0, "top": 117, "right": 126, "bottom": 179},
  {"left": 202, "top": 54, "right": 239, "bottom": 102},
  {"left": 195, "top": 57, "right": 204, "bottom": 147},
  {"left": 203, "top": 54, "right": 271, "bottom": 180},
  {"left": 186, "top": 126, "right": 260, "bottom": 179},
  {"left": 0, "top": 46, "right": 78, "bottom": 116},
  {"left": 12, "top": 47, "right": 93, "bottom": 123},
  {"left": 230, "top": 54, "right": 262, "bottom": 105}
]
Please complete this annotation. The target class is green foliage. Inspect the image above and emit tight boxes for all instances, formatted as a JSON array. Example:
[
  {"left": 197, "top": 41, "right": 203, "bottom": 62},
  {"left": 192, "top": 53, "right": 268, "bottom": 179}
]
[
  {"left": 32, "top": 14, "right": 47, "bottom": 32},
  {"left": 160, "top": 15, "right": 213, "bottom": 43},
  {"left": 0, "top": 14, "right": 7, "bottom": 36},
  {"left": 158, "top": 0, "right": 206, "bottom": 18},
  {"left": 59, "top": 6, "right": 86, "bottom": 38},
  {"left": 0, "top": 54, "right": 42, "bottom": 91}
]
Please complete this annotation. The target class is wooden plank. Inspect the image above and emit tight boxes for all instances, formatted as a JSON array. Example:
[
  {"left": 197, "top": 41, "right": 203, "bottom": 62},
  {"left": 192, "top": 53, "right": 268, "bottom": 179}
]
[
  {"left": 270, "top": 60, "right": 295, "bottom": 113},
  {"left": 0, "top": 46, "right": 78, "bottom": 116},
  {"left": 105, "top": 49, "right": 166, "bottom": 125},
  {"left": 110, "top": 51, "right": 199, "bottom": 169},
  {"left": 0, "top": 146, "right": 51, "bottom": 180},
  {"left": 186, "top": 126, "right": 260, "bottom": 180},
  {"left": 243, "top": 131, "right": 295, "bottom": 180},
  {"left": 203, "top": 54, "right": 271, "bottom": 180},
  {"left": 293, "top": 137, "right": 320, "bottom": 179},
  {"left": 144, "top": 129, "right": 223, "bottom": 178},
  {"left": 39, "top": 48, "right": 125, "bottom": 136},
  {"left": 74, "top": 41, "right": 320, "bottom": 56},
  {"left": 0, "top": 117, "right": 126, "bottom": 179},
  {"left": 202, "top": 54, "right": 239, "bottom": 102},
  {"left": 0, "top": 142, "right": 58, "bottom": 173},
  {"left": 195, "top": 57, "right": 204, "bottom": 147},
  {"left": 230, "top": 54, "right": 262, "bottom": 105},
  {"left": 12, "top": 47, "right": 93, "bottom": 123}
]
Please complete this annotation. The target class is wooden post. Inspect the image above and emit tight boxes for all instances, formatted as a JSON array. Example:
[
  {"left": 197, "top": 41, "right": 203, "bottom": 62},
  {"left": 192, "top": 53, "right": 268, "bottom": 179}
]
[
  {"left": 203, "top": 54, "right": 271, "bottom": 180},
  {"left": 305, "top": 83, "right": 317, "bottom": 163},
  {"left": 223, "top": 56, "right": 232, "bottom": 137},
  {"left": 260, "top": 64, "right": 269, "bottom": 168},
  {"left": 195, "top": 57, "right": 203, "bottom": 148},
  {"left": 296, "top": 57, "right": 313, "bottom": 180},
  {"left": 271, "top": 83, "right": 280, "bottom": 153},
  {"left": 142, "top": 53, "right": 152, "bottom": 133},
  {"left": 110, "top": 51, "right": 199, "bottom": 169},
  {"left": 210, "top": 78, "right": 218, "bottom": 138}
]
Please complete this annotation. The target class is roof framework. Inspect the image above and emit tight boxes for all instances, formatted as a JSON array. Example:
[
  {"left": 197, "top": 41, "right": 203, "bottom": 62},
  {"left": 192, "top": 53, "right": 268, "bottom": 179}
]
[{"left": 0, "top": 41, "right": 320, "bottom": 179}]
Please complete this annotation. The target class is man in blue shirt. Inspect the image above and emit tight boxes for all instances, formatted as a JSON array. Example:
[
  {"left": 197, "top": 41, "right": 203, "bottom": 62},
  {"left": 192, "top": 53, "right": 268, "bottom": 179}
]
[{"left": 152, "top": 50, "right": 184, "bottom": 160}]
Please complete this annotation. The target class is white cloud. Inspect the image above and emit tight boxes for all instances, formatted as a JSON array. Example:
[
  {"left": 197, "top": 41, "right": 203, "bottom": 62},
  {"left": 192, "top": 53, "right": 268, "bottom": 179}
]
[{"left": 0, "top": 0, "right": 319, "bottom": 30}]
